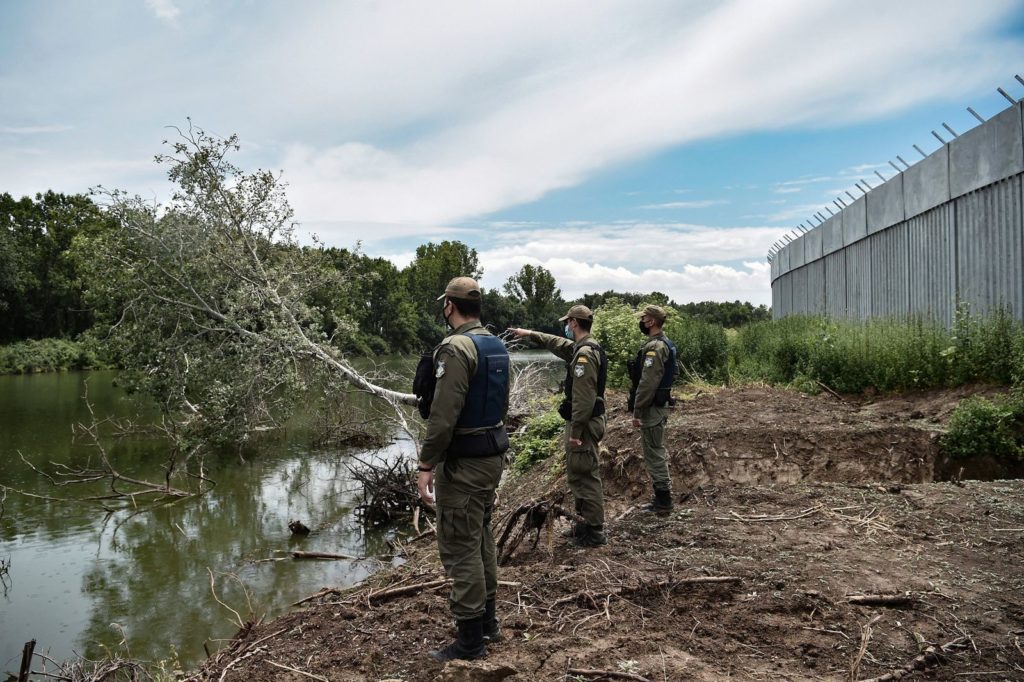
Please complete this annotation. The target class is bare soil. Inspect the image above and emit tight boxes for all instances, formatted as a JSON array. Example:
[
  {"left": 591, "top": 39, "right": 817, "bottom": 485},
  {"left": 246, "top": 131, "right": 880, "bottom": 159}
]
[{"left": 192, "top": 385, "right": 1024, "bottom": 682}]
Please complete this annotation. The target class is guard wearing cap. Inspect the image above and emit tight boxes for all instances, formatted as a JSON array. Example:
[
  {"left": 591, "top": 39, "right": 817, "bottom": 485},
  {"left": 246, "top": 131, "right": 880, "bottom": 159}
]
[
  {"left": 511, "top": 305, "right": 608, "bottom": 547},
  {"left": 629, "top": 305, "right": 677, "bottom": 514},
  {"left": 416, "top": 276, "right": 510, "bottom": 662}
]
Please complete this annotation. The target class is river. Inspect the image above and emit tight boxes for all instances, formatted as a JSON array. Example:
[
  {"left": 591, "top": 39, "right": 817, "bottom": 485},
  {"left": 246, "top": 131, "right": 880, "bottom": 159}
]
[{"left": 0, "top": 352, "right": 557, "bottom": 674}]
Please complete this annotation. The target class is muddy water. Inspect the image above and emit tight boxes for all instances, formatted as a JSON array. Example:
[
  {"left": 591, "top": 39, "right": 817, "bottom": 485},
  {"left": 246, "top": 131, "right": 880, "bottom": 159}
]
[{"left": 0, "top": 365, "right": 419, "bottom": 673}]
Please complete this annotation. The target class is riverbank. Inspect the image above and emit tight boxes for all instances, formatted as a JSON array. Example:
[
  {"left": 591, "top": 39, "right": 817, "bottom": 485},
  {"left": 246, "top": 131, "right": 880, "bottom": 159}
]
[{"left": 186, "top": 385, "right": 1024, "bottom": 681}]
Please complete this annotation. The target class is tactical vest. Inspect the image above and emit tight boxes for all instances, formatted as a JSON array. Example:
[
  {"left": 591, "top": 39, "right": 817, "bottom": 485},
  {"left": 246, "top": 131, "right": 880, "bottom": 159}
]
[
  {"left": 558, "top": 339, "right": 607, "bottom": 421},
  {"left": 455, "top": 333, "right": 510, "bottom": 429},
  {"left": 413, "top": 330, "right": 510, "bottom": 458},
  {"left": 627, "top": 336, "right": 677, "bottom": 409}
]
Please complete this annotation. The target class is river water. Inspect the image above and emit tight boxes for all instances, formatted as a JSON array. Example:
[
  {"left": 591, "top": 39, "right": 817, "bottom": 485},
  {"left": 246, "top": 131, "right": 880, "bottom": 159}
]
[{"left": 0, "top": 352, "right": 558, "bottom": 675}]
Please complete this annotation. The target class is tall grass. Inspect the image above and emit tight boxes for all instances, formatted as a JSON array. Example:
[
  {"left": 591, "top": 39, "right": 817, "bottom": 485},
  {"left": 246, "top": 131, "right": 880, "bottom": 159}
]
[{"left": 729, "top": 308, "right": 1024, "bottom": 393}]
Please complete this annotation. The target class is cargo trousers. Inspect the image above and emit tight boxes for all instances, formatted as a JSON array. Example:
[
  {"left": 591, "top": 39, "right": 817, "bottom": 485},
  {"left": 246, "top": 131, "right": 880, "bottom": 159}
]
[
  {"left": 565, "top": 413, "right": 606, "bottom": 526},
  {"left": 638, "top": 405, "right": 672, "bottom": 491},
  {"left": 433, "top": 454, "right": 504, "bottom": 621}
]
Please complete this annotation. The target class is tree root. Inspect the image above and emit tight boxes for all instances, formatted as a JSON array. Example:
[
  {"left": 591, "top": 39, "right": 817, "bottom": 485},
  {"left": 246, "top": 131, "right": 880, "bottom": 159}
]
[{"left": 856, "top": 636, "right": 968, "bottom": 682}]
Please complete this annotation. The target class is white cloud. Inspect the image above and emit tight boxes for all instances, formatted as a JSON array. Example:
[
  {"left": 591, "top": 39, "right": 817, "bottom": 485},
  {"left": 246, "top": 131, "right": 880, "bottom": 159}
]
[
  {"left": 145, "top": 0, "right": 180, "bottom": 25},
  {"left": 773, "top": 186, "right": 802, "bottom": 194},
  {"left": 0, "top": 125, "right": 73, "bottom": 135},
  {"left": 273, "top": 0, "right": 1023, "bottom": 227},
  {"left": 639, "top": 200, "right": 728, "bottom": 209},
  {"left": 479, "top": 254, "right": 772, "bottom": 305}
]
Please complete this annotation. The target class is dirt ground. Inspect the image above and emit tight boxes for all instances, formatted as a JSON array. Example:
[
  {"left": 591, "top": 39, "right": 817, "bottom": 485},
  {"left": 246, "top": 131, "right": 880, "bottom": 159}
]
[{"left": 192, "top": 385, "right": 1024, "bottom": 682}]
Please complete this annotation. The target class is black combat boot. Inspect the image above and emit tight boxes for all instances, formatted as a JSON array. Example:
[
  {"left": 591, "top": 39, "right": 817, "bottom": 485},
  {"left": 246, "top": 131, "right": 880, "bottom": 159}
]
[
  {"left": 429, "top": 616, "right": 487, "bottom": 662},
  {"left": 643, "top": 488, "right": 673, "bottom": 514},
  {"left": 482, "top": 598, "right": 502, "bottom": 643},
  {"left": 568, "top": 524, "right": 608, "bottom": 547}
]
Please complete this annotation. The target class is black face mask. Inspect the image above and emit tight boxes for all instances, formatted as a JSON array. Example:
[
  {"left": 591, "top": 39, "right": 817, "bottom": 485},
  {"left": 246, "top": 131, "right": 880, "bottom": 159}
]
[
  {"left": 638, "top": 320, "right": 650, "bottom": 336},
  {"left": 442, "top": 301, "right": 454, "bottom": 329}
]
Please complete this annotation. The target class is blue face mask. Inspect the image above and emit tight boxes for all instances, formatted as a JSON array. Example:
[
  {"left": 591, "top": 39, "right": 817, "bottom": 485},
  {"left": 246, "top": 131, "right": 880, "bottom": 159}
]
[{"left": 564, "top": 324, "right": 574, "bottom": 339}]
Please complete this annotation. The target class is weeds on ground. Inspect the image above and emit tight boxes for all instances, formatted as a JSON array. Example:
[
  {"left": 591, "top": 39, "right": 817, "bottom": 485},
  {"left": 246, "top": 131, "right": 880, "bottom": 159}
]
[
  {"left": 510, "top": 408, "right": 563, "bottom": 473},
  {"left": 729, "top": 307, "right": 1024, "bottom": 393}
]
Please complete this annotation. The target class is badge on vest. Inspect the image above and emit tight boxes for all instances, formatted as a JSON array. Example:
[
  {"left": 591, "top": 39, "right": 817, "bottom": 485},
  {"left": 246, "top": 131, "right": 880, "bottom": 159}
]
[
  {"left": 435, "top": 360, "right": 446, "bottom": 378},
  {"left": 574, "top": 363, "right": 585, "bottom": 377}
]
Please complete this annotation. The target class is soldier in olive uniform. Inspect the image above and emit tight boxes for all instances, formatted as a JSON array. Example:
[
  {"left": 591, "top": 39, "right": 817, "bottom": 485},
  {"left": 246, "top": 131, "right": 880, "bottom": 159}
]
[
  {"left": 416, "top": 277, "right": 511, "bottom": 662},
  {"left": 630, "top": 305, "right": 677, "bottom": 514},
  {"left": 511, "top": 305, "right": 608, "bottom": 547}
]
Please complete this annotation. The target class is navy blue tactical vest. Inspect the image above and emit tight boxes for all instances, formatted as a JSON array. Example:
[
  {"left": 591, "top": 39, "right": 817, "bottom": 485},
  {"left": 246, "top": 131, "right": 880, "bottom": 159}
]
[{"left": 455, "top": 332, "right": 510, "bottom": 429}]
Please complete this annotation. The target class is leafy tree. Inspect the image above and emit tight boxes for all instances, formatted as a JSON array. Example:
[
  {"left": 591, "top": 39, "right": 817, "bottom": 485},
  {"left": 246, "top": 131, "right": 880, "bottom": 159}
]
[
  {"left": 0, "top": 191, "right": 113, "bottom": 342},
  {"left": 402, "top": 240, "right": 482, "bottom": 348},
  {"left": 503, "top": 264, "right": 564, "bottom": 332},
  {"left": 77, "top": 125, "right": 415, "bottom": 464}
]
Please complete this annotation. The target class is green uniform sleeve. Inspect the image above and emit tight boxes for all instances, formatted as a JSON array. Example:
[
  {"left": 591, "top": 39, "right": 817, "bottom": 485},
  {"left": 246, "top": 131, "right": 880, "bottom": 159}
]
[
  {"left": 420, "top": 341, "right": 474, "bottom": 466},
  {"left": 527, "top": 331, "right": 575, "bottom": 362},
  {"left": 569, "top": 345, "right": 599, "bottom": 439},
  {"left": 633, "top": 339, "right": 668, "bottom": 416}
]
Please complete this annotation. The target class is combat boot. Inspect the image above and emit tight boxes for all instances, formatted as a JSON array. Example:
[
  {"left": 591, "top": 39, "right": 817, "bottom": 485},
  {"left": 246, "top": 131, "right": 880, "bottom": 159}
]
[
  {"left": 428, "top": 616, "right": 487, "bottom": 662},
  {"left": 568, "top": 524, "right": 608, "bottom": 547},
  {"left": 643, "top": 488, "right": 673, "bottom": 514},
  {"left": 482, "top": 598, "right": 502, "bottom": 643}
]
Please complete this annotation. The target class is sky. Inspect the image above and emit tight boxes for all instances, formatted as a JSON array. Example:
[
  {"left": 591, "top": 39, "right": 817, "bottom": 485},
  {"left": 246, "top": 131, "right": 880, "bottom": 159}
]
[{"left": 2, "top": 1, "right": 1024, "bottom": 306}]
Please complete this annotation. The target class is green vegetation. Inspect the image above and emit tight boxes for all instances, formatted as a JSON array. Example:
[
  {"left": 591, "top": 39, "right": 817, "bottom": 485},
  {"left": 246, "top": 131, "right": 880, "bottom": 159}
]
[
  {"left": 942, "top": 391, "right": 1024, "bottom": 463},
  {"left": 0, "top": 338, "right": 108, "bottom": 374},
  {"left": 592, "top": 299, "right": 729, "bottom": 388},
  {"left": 729, "top": 310, "right": 1024, "bottom": 393},
  {"left": 510, "top": 408, "right": 564, "bottom": 473}
]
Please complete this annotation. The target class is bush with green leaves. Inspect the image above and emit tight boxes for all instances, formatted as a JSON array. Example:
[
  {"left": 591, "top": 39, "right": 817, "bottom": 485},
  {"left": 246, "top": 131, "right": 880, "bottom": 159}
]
[
  {"left": 941, "top": 392, "right": 1024, "bottom": 462},
  {"left": 591, "top": 299, "right": 728, "bottom": 388},
  {"left": 0, "top": 338, "right": 108, "bottom": 374},
  {"left": 510, "top": 408, "right": 563, "bottom": 473}
]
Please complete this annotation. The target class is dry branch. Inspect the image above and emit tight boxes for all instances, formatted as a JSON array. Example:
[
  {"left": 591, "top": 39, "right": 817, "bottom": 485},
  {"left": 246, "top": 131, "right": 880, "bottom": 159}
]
[
  {"left": 367, "top": 578, "right": 451, "bottom": 604},
  {"left": 566, "top": 668, "right": 652, "bottom": 682},
  {"left": 847, "top": 593, "right": 915, "bottom": 607},
  {"left": 291, "top": 551, "right": 360, "bottom": 561},
  {"left": 856, "top": 636, "right": 968, "bottom": 682}
]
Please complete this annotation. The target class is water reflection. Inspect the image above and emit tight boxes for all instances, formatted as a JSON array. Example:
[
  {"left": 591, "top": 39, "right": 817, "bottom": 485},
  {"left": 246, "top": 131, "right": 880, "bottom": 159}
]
[{"left": 0, "top": 371, "right": 412, "bottom": 671}]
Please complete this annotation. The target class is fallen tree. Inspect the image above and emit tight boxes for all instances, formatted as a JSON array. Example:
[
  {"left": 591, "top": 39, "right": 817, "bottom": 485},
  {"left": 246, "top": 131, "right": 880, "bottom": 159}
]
[{"left": 67, "top": 123, "right": 419, "bottom": 490}]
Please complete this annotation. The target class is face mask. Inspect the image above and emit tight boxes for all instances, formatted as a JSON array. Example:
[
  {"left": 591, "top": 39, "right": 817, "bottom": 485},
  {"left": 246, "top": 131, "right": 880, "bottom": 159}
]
[
  {"left": 638, "top": 320, "right": 649, "bottom": 335},
  {"left": 564, "top": 324, "right": 574, "bottom": 339},
  {"left": 442, "top": 302, "right": 454, "bottom": 329}
]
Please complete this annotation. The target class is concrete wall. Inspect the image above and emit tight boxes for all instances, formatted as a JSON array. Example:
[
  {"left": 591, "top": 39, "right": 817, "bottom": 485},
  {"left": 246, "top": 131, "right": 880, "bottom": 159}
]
[{"left": 772, "top": 100, "right": 1024, "bottom": 324}]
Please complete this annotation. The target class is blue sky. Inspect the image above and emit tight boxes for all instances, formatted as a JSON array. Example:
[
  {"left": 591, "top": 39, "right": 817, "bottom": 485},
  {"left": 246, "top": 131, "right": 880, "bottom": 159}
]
[{"left": 2, "top": 1, "right": 1024, "bottom": 305}]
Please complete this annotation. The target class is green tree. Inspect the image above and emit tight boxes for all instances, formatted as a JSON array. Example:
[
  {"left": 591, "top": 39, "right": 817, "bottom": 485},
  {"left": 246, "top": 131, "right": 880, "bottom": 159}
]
[
  {"left": 78, "top": 125, "right": 415, "bottom": 463},
  {"left": 402, "top": 240, "right": 481, "bottom": 348},
  {"left": 0, "top": 191, "right": 113, "bottom": 342},
  {"left": 503, "top": 264, "right": 564, "bottom": 332}
]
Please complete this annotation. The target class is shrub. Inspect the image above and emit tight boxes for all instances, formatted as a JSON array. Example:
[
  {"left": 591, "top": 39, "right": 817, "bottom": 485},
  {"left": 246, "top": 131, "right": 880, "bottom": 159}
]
[
  {"left": 0, "top": 338, "right": 110, "bottom": 374},
  {"left": 510, "top": 408, "right": 563, "bottom": 473},
  {"left": 941, "top": 392, "right": 1024, "bottom": 462}
]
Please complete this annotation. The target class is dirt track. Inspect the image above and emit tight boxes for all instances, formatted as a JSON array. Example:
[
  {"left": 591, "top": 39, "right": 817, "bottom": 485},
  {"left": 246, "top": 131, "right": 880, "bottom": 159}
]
[{"left": 195, "top": 386, "right": 1024, "bottom": 681}]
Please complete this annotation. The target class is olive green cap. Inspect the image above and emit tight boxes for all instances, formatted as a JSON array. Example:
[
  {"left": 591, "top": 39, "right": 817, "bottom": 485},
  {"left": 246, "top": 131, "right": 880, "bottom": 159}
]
[
  {"left": 436, "top": 276, "right": 482, "bottom": 301},
  {"left": 558, "top": 304, "right": 594, "bottom": 322},
  {"left": 637, "top": 304, "right": 667, "bottom": 322}
]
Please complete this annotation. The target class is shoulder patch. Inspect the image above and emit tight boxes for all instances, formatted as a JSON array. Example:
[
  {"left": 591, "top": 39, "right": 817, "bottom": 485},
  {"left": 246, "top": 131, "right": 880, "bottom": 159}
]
[
  {"left": 574, "top": 363, "right": 585, "bottom": 377},
  {"left": 644, "top": 356, "right": 654, "bottom": 368},
  {"left": 576, "top": 356, "right": 588, "bottom": 364},
  {"left": 435, "top": 360, "right": 446, "bottom": 378},
  {"left": 645, "top": 351, "right": 657, "bottom": 356}
]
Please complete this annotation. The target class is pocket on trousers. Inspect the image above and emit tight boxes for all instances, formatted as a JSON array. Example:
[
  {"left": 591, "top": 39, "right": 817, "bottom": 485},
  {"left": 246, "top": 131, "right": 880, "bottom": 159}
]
[{"left": 437, "top": 493, "right": 470, "bottom": 539}]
